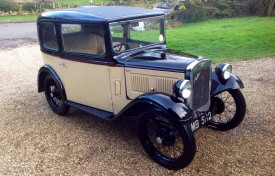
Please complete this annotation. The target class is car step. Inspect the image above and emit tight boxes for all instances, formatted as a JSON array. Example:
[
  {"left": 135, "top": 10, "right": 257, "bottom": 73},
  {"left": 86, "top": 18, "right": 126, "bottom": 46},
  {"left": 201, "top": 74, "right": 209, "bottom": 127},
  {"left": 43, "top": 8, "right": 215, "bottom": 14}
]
[{"left": 64, "top": 100, "right": 114, "bottom": 121}]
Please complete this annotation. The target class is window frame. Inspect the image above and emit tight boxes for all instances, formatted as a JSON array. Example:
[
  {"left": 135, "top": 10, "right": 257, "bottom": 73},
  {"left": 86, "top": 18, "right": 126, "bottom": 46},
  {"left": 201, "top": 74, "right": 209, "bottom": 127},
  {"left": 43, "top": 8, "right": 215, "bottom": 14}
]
[{"left": 38, "top": 22, "right": 60, "bottom": 55}]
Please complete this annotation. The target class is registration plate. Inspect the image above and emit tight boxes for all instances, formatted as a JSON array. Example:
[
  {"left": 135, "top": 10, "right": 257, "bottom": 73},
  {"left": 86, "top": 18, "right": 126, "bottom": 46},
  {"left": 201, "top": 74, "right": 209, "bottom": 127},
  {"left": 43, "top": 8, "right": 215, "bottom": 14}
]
[{"left": 189, "top": 112, "right": 212, "bottom": 131}]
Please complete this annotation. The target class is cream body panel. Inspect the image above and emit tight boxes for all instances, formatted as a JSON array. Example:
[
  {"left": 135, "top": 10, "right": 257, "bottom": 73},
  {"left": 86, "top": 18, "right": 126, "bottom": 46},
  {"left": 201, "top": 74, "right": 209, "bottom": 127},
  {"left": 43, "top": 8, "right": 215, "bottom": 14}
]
[
  {"left": 42, "top": 53, "right": 63, "bottom": 77},
  {"left": 109, "top": 67, "right": 131, "bottom": 114},
  {"left": 59, "top": 59, "right": 113, "bottom": 112},
  {"left": 125, "top": 68, "right": 185, "bottom": 99},
  {"left": 42, "top": 53, "right": 113, "bottom": 112}
]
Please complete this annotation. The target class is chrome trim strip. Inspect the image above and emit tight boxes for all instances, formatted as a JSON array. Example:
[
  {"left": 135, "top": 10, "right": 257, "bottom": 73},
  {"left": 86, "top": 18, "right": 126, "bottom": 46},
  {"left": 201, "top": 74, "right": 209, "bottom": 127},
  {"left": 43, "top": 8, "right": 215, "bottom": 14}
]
[{"left": 186, "top": 60, "right": 199, "bottom": 71}]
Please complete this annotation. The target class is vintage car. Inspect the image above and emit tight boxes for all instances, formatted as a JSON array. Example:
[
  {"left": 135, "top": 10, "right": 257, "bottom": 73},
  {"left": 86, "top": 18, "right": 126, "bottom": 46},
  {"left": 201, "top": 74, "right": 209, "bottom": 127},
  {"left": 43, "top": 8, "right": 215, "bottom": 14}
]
[{"left": 37, "top": 6, "right": 246, "bottom": 170}]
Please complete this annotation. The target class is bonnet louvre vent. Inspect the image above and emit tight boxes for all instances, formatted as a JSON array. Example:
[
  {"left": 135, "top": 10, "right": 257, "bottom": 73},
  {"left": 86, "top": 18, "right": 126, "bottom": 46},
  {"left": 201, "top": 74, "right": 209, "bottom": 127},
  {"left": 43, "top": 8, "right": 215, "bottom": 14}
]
[
  {"left": 131, "top": 74, "right": 150, "bottom": 93},
  {"left": 156, "top": 77, "right": 178, "bottom": 95},
  {"left": 126, "top": 68, "right": 184, "bottom": 100},
  {"left": 130, "top": 73, "right": 178, "bottom": 94}
]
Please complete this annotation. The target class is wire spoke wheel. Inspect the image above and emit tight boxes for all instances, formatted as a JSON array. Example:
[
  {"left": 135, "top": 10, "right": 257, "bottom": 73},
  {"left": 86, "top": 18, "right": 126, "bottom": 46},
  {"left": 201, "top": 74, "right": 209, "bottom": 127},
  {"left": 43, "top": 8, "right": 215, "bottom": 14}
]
[
  {"left": 208, "top": 89, "right": 246, "bottom": 131},
  {"left": 138, "top": 109, "right": 196, "bottom": 170},
  {"left": 146, "top": 116, "right": 184, "bottom": 159},
  {"left": 44, "top": 75, "right": 69, "bottom": 115}
]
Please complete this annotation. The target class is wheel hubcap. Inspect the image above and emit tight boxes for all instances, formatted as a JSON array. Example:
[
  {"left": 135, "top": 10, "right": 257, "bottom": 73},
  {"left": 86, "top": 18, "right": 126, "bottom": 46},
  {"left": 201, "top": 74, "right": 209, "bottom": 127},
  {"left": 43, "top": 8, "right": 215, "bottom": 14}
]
[
  {"left": 211, "top": 97, "right": 225, "bottom": 115},
  {"left": 156, "top": 137, "right": 162, "bottom": 144},
  {"left": 145, "top": 116, "right": 185, "bottom": 160},
  {"left": 47, "top": 81, "right": 62, "bottom": 110},
  {"left": 156, "top": 127, "right": 176, "bottom": 147},
  {"left": 210, "top": 91, "right": 238, "bottom": 124}
]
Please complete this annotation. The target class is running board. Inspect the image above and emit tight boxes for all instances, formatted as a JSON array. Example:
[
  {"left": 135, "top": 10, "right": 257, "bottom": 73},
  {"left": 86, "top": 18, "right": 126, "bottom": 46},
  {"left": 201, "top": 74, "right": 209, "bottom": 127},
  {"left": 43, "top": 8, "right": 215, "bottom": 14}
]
[{"left": 64, "top": 101, "right": 114, "bottom": 121}]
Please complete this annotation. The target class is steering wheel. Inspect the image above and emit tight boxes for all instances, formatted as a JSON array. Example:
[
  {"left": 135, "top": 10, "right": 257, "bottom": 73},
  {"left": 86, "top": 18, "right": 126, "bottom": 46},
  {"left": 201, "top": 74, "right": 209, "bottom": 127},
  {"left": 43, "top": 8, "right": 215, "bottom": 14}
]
[{"left": 113, "top": 42, "right": 128, "bottom": 52}]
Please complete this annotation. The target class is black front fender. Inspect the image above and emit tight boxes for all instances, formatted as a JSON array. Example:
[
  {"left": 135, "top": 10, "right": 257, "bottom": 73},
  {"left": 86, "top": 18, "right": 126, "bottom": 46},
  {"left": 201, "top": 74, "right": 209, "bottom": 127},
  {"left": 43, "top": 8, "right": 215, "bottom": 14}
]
[
  {"left": 116, "top": 93, "right": 193, "bottom": 122},
  {"left": 211, "top": 70, "right": 244, "bottom": 96}
]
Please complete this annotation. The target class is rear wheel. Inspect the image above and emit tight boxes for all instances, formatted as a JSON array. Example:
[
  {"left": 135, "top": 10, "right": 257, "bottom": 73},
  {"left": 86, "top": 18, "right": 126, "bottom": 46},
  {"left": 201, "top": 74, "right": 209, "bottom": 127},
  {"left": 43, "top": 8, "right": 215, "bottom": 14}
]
[
  {"left": 208, "top": 89, "right": 246, "bottom": 131},
  {"left": 138, "top": 109, "right": 196, "bottom": 170},
  {"left": 44, "top": 75, "right": 69, "bottom": 115}
]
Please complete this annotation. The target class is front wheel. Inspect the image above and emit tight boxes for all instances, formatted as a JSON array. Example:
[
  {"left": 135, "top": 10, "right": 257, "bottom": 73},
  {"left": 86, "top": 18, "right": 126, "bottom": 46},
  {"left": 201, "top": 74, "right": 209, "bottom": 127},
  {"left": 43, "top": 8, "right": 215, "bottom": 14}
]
[
  {"left": 138, "top": 109, "right": 196, "bottom": 170},
  {"left": 208, "top": 89, "right": 246, "bottom": 131}
]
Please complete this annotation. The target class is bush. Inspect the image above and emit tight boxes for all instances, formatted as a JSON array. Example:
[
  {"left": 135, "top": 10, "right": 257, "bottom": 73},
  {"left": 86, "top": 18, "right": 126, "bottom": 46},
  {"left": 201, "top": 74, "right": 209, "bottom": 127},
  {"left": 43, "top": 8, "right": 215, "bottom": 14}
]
[
  {"left": 173, "top": 0, "right": 254, "bottom": 23},
  {"left": 22, "top": 2, "right": 37, "bottom": 12},
  {"left": 0, "top": 0, "right": 20, "bottom": 12},
  {"left": 232, "top": 3, "right": 250, "bottom": 16},
  {"left": 174, "top": 2, "right": 219, "bottom": 23},
  {"left": 246, "top": 0, "right": 270, "bottom": 15}
]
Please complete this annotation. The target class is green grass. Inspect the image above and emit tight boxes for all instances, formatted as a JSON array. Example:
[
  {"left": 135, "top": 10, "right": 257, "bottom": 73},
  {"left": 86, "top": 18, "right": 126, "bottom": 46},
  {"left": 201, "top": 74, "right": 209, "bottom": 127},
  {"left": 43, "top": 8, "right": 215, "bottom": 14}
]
[
  {"left": 0, "top": 14, "right": 37, "bottom": 21},
  {"left": 167, "top": 17, "right": 275, "bottom": 62},
  {"left": 131, "top": 30, "right": 161, "bottom": 43}
]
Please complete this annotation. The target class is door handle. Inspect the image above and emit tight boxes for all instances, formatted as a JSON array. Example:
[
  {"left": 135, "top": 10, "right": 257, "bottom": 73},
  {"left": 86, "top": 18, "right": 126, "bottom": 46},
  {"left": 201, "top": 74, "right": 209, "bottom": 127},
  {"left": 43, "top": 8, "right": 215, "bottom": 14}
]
[{"left": 59, "top": 62, "right": 65, "bottom": 66}]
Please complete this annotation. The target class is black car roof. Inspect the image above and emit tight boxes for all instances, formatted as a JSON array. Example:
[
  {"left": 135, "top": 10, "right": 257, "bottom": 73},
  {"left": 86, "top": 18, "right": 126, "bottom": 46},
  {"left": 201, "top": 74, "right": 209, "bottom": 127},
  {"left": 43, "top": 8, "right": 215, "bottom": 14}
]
[{"left": 38, "top": 6, "right": 164, "bottom": 23}]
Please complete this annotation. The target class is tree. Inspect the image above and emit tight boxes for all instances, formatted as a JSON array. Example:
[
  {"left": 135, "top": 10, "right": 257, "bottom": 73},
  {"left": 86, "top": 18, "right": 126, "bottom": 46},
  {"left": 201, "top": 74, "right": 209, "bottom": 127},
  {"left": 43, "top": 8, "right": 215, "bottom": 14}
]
[
  {"left": 248, "top": 0, "right": 275, "bottom": 16},
  {"left": 267, "top": 0, "right": 275, "bottom": 16}
]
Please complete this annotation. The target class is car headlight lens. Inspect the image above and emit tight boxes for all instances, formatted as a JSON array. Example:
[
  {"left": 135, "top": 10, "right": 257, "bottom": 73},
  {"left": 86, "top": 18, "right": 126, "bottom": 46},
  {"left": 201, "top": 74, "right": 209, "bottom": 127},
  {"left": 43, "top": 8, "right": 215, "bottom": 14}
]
[
  {"left": 174, "top": 80, "right": 192, "bottom": 99},
  {"left": 215, "top": 63, "right": 232, "bottom": 80}
]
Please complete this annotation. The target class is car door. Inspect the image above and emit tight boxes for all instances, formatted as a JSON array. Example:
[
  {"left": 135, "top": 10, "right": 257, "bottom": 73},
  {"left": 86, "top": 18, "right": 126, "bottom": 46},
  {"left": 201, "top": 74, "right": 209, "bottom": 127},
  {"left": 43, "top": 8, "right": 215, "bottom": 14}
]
[{"left": 58, "top": 23, "right": 113, "bottom": 112}]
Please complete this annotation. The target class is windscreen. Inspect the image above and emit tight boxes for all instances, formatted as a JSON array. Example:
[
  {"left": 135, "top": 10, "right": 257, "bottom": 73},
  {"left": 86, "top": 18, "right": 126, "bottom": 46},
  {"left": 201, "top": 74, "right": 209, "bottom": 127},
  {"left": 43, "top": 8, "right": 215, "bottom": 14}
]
[{"left": 110, "top": 17, "right": 165, "bottom": 53}]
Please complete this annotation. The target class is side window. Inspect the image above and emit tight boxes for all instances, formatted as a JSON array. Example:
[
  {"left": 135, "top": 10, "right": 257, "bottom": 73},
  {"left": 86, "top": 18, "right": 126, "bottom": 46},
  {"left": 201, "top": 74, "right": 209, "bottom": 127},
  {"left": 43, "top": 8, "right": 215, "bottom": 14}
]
[
  {"left": 62, "top": 24, "right": 105, "bottom": 56},
  {"left": 40, "top": 22, "right": 58, "bottom": 51},
  {"left": 110, "top": 25, "right": 124, "bottom": 38}
]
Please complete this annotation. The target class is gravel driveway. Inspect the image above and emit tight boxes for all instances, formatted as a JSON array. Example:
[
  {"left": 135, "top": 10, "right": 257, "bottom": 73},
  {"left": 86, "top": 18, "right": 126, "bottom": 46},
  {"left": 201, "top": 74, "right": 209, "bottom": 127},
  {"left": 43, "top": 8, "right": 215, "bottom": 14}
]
[{"left": 0, "top": 45, "right": 274, "bottom": 175}]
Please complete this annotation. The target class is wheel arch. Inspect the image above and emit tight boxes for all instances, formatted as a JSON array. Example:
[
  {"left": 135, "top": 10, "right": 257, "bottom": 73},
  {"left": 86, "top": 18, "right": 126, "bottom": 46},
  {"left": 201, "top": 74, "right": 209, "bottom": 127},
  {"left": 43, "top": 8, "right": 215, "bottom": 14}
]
[
  {"left": 37, "top": 65, "right": 67, "bottom": 99},
  {"left": 115, "top": 93, "right": 193, "bottom": 122}
]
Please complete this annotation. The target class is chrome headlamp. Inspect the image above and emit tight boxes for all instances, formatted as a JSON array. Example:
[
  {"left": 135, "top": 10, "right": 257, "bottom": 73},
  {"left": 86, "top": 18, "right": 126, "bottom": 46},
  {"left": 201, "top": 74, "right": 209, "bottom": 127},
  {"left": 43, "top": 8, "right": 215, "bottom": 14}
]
[
  {"left": 173, "top": 79, "right": 192, "bottom": 99},
  {"left": 215, "top": 63, "right": 232, "bottom": 80}
]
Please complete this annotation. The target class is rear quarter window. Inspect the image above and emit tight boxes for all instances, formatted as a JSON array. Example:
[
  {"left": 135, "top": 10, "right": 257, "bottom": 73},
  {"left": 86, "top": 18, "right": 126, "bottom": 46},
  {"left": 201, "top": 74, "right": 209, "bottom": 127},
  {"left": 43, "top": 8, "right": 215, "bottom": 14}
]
[{"left": 39, "top": 22, "right": 58, "bottom": 51}]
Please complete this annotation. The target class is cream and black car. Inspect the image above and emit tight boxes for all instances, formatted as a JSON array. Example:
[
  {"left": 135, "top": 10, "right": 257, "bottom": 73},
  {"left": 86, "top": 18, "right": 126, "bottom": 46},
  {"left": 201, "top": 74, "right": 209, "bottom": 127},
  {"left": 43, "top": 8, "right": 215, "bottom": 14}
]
[{"left": 37, "top": 6, "right": 246, "bottom": 170}]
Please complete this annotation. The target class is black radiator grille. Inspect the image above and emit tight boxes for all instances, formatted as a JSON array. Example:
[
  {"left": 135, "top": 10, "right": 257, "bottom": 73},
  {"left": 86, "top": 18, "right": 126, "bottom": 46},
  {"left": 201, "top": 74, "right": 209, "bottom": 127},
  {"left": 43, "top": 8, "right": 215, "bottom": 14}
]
[{"left": 191, "top": 67, "right": 211, "bottom": 110}]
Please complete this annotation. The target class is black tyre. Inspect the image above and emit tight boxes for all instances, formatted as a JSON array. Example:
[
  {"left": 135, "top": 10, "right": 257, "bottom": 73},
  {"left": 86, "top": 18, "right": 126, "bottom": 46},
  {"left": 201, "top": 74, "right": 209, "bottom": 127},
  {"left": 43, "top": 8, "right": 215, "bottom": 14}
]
[
  {"left": 44, "top": 75, "right": 69, "bottom": 115},
  {"left": 138, "top": 109, "right": 196, "bottom": 170},
  {"left": 208, "top": 89, "right": 246, "bottom": 131}
]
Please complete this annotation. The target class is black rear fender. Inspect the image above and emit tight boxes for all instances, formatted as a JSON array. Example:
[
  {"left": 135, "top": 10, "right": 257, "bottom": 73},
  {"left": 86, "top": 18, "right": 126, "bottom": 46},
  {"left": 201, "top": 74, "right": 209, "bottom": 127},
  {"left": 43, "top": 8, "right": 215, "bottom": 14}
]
[{"left": 37, "top": 65, "right": 66, "bottom": 99}]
